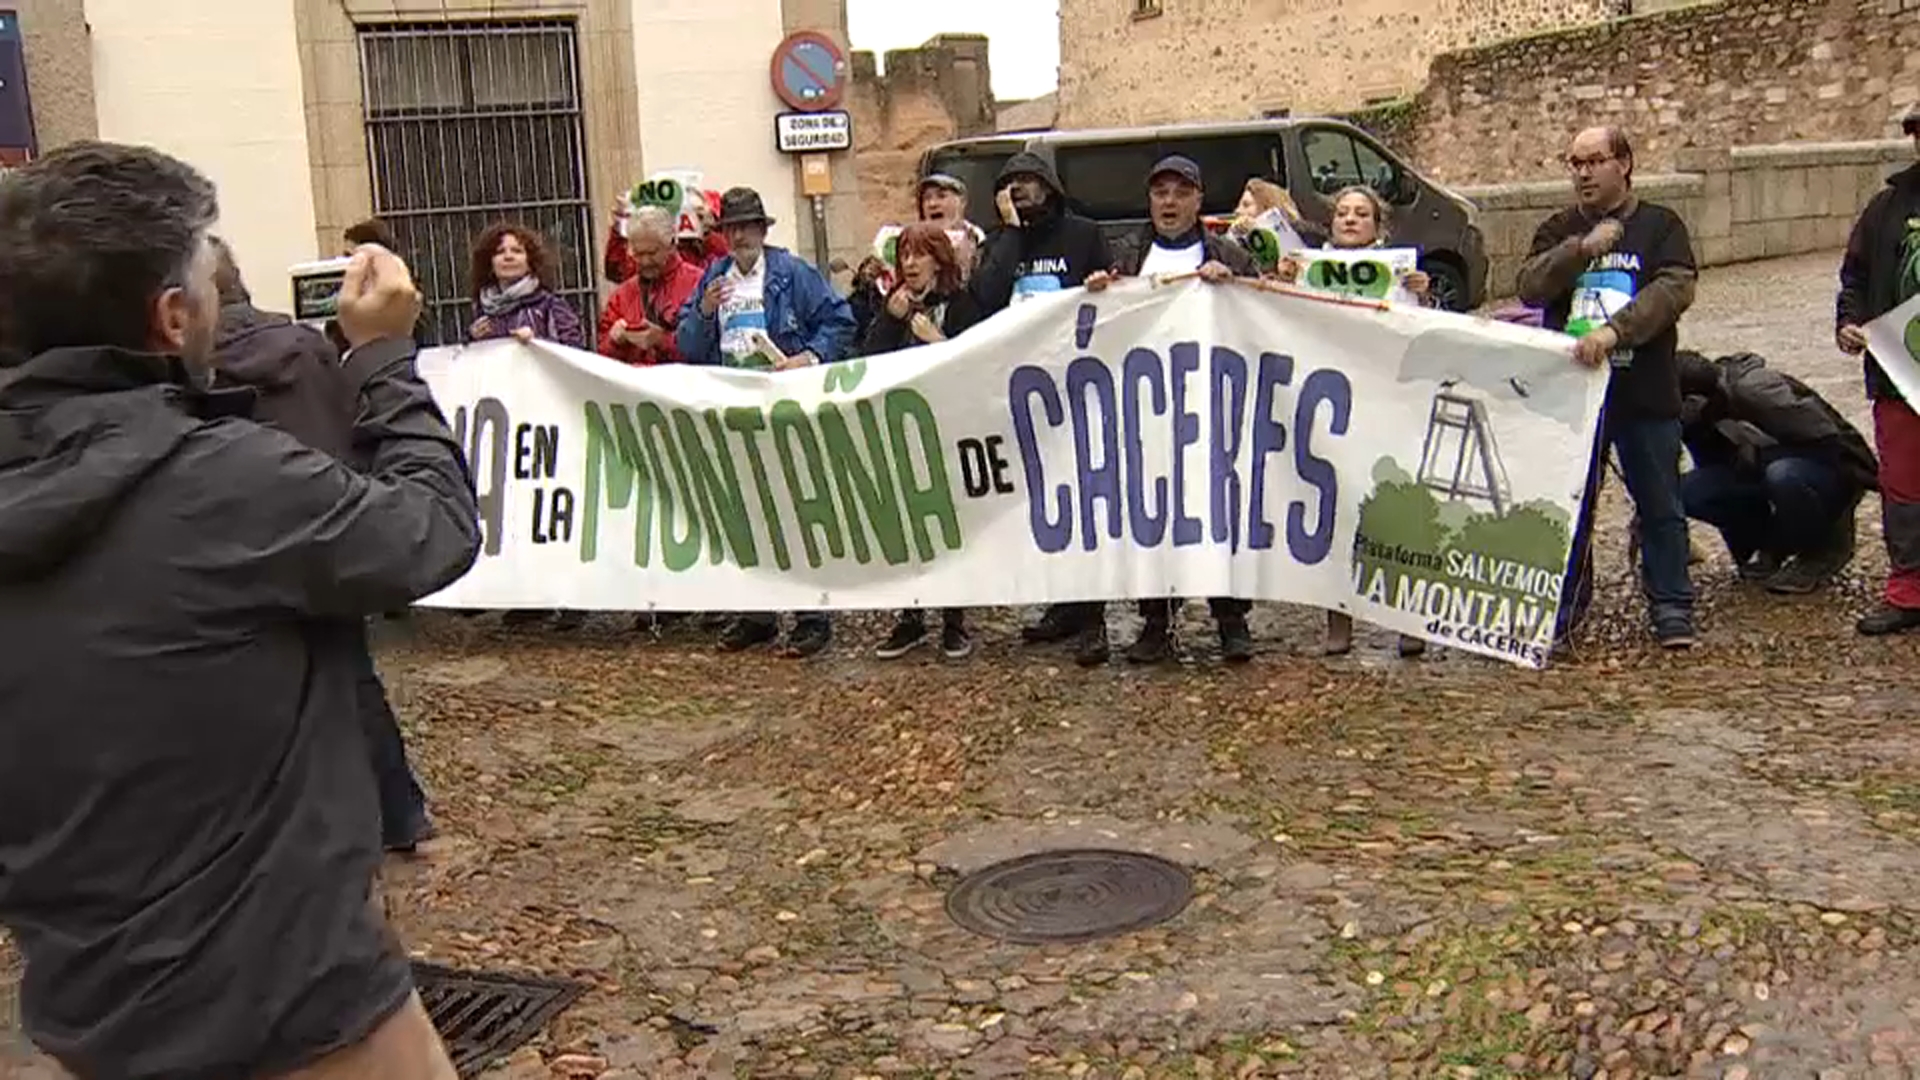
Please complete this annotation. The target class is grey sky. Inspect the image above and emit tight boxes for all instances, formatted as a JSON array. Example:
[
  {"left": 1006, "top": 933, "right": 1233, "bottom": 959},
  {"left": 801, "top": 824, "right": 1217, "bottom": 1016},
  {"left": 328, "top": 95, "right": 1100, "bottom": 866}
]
[{"left": 846, "top": 0, "right": 1060, "bottom": 101}]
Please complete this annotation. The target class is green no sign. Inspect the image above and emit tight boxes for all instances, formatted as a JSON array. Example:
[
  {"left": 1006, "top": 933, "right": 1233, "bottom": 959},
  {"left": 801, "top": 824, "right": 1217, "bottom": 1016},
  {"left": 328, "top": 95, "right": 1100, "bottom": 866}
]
[{"left": 1306, "top": 257, "right": 1394, "bottom": 300}]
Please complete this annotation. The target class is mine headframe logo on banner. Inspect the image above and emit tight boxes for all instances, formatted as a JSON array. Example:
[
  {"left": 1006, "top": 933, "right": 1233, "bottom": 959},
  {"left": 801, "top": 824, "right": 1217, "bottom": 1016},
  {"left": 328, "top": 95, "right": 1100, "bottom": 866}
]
[{"left": 1346, "top": 325, "right": 1586, "bottom": 667}]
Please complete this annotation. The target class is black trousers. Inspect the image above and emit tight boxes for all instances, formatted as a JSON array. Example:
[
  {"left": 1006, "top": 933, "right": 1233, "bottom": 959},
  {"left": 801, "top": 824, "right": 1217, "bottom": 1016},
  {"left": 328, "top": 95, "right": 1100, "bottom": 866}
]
[
  {"left": 1138, "top": 597, "right": 1251, "bottom": 624},
  {"left": 1048, "top": 598, "right": 1250, "bottom": 627},
  {"left": 352, "top": 623, "right": 429, "bottom": 846}
]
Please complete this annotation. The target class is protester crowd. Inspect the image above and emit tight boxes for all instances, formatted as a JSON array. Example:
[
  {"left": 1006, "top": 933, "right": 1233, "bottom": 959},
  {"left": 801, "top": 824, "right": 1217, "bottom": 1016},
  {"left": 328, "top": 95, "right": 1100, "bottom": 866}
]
[
  {"left": 0, "top": 104, "right": 1914, "bottom": 1077},
  {"left": 398, "top": 108, "right": 1920, "bottom": 668}
]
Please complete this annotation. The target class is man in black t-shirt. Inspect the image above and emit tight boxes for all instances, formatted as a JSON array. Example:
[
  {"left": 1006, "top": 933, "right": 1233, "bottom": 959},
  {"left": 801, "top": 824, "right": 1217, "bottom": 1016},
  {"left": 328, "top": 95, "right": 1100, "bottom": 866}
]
[
  {"left": 973, "top": 152, "right": 1118, "bottom": 665},
  {"left": 1518, "top": 126, "right": 1700, "bottom": 651}
]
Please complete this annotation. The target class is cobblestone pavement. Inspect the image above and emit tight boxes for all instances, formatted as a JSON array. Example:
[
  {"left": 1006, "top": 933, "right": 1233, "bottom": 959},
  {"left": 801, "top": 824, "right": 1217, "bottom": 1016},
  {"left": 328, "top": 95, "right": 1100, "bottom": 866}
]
[{"left": 7, "top": 252, "right": 1919, "bottom": 1080}]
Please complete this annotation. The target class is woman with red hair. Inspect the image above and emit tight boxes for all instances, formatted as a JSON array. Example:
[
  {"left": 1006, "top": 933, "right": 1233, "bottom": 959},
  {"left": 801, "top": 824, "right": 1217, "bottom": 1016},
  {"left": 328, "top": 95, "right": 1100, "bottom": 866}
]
[
  {"left": 863, "top": 223, "right": 985, "bottom": 659},
  {"left": 467, "top": 223, "right": 585, "bottom": 349}
]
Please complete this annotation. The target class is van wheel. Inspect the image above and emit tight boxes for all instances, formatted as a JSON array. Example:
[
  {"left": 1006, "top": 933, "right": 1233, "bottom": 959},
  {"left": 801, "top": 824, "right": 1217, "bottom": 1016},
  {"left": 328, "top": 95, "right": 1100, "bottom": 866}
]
[{"left": 1422, "top": 257, "right": 1470, "bottom": 313}]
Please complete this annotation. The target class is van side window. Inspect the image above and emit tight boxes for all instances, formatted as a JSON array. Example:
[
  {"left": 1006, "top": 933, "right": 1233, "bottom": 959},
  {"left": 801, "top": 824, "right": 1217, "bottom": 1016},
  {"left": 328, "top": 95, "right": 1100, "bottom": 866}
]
[
  {"left": 1056, "top": 143, "right": 1161, "bottom": 220},
  {"left": 1160, "top": 134, "right": 1284, "bottom": 217},
  {"left": 1301, "top": 127, "right": 1409, "bottom": 205}
]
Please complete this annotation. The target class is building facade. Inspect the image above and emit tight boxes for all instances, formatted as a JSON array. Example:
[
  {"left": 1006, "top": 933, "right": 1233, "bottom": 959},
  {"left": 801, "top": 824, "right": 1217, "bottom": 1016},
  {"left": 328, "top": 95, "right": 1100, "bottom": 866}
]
[
  {"left": 13, "top": 0, "right": 863, "bottom": 336},
  {"left": 1056, "top": 0, "right": 1635, "bottom": 128}
]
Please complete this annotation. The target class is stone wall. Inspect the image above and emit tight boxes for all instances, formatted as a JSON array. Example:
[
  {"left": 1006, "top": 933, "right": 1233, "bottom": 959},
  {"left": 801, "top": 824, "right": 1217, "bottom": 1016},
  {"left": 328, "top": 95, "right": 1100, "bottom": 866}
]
[
  {"left": 15, "top": 0, "right": 98, "bottom": 153},
  {"left": 1413, "top": 0, "right": 1920, "bottom": 184},
  {"left": 848, "top": 35, "right": 995, "bottom": 243},
  {"left": 1463, "top": 139, "right": 1912, "bottom": 301},
  {"left": 1056, "top": 0, "right": 1625, "bottom": 129}
]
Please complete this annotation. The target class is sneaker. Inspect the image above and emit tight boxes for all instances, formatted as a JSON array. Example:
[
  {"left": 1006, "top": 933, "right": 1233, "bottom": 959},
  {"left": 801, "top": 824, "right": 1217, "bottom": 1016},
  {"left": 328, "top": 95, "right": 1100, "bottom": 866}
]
[
  {"left": 1653, "top": 614, "right": 1696, "bottom": 650},
  {"left": 718, "top": 617, "right": 779, "bottom": 652},
  {"left": 501, "top": 609, "right": 550, "bottom": 629},
  {"left": 1127, "top": 620, "right": 1173, "bottom": 665},
  {"left": 784, "top": 620, "right": 833, "bottom": 659},
  {"left": 1737, "top": 552, "right": 1783, "bottom": 584},
  {"left": 1857, "top": 605, "right": 1920, "bottom": 637},
  {"left": 1073, "top": 620, "right": 1111, "bottom": 667},
  {"left": 551, "top": 609, "right": 588, "bottom": 631},
  {"left": 940, "top": 622, "right": 975, "bottom": 659},
  {"left": 875, "top": 618, "right": 928, "bottom": 659},
  {"left": 1022, "top": 605, "right": 1082, "bottom": 645},
  {"left": 1218, "top": 617, "right": 1254, "bottom": 663},
  {"left": 1765, "top": 557, "right": 1831, "bottom": 596},
  {"left": 1396, "top": 634, "right": 1428, "bottom": 658}
]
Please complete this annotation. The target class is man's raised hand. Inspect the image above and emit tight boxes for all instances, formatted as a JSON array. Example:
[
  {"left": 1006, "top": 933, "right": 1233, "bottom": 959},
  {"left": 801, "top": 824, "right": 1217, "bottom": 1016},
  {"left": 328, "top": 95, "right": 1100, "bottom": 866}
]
[{"left": 337, "top": 244, "right": 423, "bottom": 350}]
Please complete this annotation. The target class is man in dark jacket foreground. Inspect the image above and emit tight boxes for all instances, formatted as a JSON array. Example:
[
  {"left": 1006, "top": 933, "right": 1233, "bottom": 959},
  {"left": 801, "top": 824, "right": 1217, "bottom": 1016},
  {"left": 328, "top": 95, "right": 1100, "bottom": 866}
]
[
  {"left": 1676, "top": 350, "right": 1876, "bottom": 595},
  {"left": 1079, "top": 154, "right": 1259, "bottom": 666},
  {"left": 0, "top": 142, "right": 478, "bottom": 1078},
  {"left": 972, "top": 152, "right": 1121, "bottom": 664},
  {"left": 1836, "top": 104, "right": 1920, "bottom": 635},
  {"left": 209, "top": 236, "right": 437, "bottom": 854}
]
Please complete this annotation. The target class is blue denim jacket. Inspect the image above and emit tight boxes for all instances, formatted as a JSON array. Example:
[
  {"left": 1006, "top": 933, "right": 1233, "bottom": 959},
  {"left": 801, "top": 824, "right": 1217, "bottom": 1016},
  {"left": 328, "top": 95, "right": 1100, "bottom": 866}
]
[{"left": 675, "top": 246, "right": 856, "bottom": 366}]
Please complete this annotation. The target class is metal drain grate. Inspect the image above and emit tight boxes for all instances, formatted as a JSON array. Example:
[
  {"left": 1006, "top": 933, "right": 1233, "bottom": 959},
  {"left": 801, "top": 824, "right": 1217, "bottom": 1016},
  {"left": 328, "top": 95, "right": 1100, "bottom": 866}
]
[
  {"left": 413, "top": 962, "right": 586, "bottom": 1077},
  {"left": 944, "top": 849, "right": 1194, "bottom": 945}
]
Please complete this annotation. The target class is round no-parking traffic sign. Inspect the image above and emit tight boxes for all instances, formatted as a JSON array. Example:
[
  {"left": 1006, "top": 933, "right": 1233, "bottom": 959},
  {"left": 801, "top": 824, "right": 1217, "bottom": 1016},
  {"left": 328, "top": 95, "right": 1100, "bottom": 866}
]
[{"left": 770, "top": 30, "right": 847, "bottom": 112}]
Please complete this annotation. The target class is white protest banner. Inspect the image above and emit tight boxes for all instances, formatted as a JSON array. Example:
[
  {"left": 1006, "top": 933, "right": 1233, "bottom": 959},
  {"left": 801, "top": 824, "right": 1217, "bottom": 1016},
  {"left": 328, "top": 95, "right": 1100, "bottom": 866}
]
[
  {"left": 1293, "top": 248, "right": 1422, "bottom": 307},
  {"left": 1865, "top": 293, "right": 1920, "bottom": 403},
  {"left": 416, "top": 281, "right": 1605, "bottom": 668}
]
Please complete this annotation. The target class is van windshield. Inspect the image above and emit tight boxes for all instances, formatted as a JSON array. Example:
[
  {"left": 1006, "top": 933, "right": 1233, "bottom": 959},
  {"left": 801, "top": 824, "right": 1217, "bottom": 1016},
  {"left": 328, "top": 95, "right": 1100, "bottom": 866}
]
[{"left": 923, "top": 147, "right": 1015, "bottom": 230}]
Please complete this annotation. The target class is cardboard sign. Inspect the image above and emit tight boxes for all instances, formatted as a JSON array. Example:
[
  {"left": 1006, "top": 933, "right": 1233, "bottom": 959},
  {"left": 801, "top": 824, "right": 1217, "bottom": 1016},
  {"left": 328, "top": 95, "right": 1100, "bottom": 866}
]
[
  {"left": 1236, "top": 209, "right": 1308, "bottom": 272},
  {"left": 1866, "top": 292, "right": 1920, "bottom": 404},
  {"left": 1294, "top": 247, "right": 1422, "bottom": 306},
  {"left": 621, "top": 169, "right": 706, "bottom": 239}
]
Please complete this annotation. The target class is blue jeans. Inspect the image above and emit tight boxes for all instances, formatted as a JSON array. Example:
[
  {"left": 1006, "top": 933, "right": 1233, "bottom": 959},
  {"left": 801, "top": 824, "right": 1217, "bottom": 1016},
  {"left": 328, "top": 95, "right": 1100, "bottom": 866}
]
[
  {"left": 353, "top": 624, "right": 430, "bottom": 847},
  {"left": 1681, "top": 455, "right": 1848, "bottom": 561},
  {"left": 1558, "top": 417, "right": 1695, "bottom": 639}
]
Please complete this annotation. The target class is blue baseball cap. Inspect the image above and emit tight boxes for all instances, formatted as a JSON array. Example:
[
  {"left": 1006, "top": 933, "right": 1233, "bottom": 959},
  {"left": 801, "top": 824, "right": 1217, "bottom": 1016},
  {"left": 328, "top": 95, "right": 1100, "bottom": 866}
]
[{"left": 1147, "top": 155, "right": 1203, "bottom": 188}]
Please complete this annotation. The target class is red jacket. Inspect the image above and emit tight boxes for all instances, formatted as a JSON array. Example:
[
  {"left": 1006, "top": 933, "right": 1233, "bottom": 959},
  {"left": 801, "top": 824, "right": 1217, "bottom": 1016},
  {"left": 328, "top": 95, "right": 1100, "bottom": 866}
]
[
  {"left": 603, "top": 222, "right": 635, "bottom": 284},
  {"left": 597, "top": 252, "right": 704, "bottom": 366}
]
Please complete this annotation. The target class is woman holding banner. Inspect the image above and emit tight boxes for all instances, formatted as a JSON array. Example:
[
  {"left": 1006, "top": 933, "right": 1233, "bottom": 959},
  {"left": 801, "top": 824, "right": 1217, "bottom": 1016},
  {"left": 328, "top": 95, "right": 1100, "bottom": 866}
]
[
  {"left": 863, "top": 224, "right": 985, "bottom": 659},
  {"left": 468, "top": 223, "right": 586, "bottom": 349},
  {"left": 470, "top": 223, "right": 587, "bottom": 631},
  {"left": 1276, "top": 185, "right": 1431, "bottom": 657}
]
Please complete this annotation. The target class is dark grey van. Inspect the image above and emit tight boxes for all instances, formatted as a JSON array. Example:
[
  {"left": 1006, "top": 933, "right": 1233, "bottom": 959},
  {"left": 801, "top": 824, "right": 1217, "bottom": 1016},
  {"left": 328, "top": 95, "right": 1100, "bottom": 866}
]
[{"left": 920, "top": 119, "right": 1488, "bottom": 311}]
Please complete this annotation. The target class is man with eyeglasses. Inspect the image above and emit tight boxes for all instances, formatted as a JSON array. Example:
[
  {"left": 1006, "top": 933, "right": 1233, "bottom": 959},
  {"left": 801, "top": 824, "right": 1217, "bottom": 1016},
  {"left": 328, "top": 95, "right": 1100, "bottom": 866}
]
[
  {"left": 1836, "top": 103, "right": 1920, "bottom": 635},
  {"left": 1518, "top": 125, "right": 1700, "bottom": 651}
]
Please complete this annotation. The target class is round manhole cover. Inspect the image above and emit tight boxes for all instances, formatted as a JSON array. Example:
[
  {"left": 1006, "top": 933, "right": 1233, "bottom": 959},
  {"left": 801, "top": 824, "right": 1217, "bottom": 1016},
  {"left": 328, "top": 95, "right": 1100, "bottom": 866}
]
[{"left": 944, "top": 849, "right": 1194, "bottom": 944}]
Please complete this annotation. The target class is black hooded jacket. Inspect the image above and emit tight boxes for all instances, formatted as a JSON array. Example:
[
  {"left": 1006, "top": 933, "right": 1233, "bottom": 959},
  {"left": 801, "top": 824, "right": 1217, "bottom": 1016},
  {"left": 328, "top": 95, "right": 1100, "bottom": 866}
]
[
  {"left": 1678, "top": 350, "right": 1879, "bottom": 496},
  {"left": 1838, "top": 161, "right": 1920, "bottom": 400},
  {"left": 0, "top": 338, "right": 480, "bottom": 1078},
  {"left": 971, "top": 152, "right": 1114, "bottom": 314},
  {"left": 213, "top": 300, "right": 355, "bottom": 460}
]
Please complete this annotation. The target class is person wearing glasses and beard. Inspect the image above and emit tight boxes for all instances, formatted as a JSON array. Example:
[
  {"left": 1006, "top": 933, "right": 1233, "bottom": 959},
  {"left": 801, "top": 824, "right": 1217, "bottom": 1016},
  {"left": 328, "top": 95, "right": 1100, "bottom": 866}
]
[{"left": 1518, "top": 125, "right": 1700, "bottom": 655}]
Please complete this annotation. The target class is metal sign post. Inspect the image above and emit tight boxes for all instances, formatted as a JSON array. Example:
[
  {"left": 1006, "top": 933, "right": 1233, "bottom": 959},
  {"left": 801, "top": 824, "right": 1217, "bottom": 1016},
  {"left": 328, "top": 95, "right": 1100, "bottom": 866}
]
[{"left": 770, "top": 30, "right": 852, "bottom": 273}]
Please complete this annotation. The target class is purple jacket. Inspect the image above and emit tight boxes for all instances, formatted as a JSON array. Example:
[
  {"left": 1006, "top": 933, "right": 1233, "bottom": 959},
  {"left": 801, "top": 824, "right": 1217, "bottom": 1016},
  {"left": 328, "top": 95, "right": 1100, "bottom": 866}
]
[{"left": 469, "top": 289, "right": 586, "bottom": 349}]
